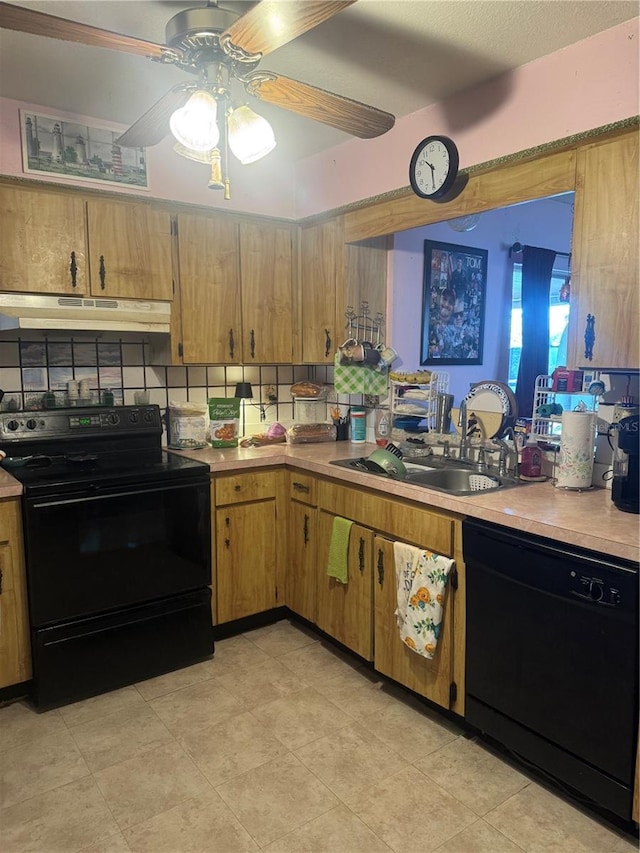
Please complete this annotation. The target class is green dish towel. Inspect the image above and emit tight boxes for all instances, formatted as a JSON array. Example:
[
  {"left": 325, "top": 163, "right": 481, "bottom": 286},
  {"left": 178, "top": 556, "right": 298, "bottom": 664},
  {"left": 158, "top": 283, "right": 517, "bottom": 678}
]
[{"left": 327, "top": 516, "right": 353, "bottom": 584}]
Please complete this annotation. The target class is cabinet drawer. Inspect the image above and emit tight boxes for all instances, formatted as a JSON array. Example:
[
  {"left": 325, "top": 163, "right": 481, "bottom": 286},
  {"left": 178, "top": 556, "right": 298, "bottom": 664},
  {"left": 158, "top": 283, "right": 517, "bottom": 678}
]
[
  {"left": 289, "top": 472, "right": 316, "bottom": 505},
  {"left": 215, "top": 470, "right": 277, "bottom": 505},
  {"left": 318, "top": 481, "right": 455, "bottom": 557}
]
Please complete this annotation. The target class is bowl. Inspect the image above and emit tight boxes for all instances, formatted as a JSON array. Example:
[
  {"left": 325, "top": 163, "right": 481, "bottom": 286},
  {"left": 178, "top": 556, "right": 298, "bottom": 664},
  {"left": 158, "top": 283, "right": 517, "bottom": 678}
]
[{"left": 366, "top": 447, "right": 407, "bottom": 477}]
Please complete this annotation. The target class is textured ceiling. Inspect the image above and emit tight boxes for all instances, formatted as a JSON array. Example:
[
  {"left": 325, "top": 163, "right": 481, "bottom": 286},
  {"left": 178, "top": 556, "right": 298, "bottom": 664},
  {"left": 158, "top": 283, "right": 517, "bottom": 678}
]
[{"left": 1, "top": 0, "right": 637, "bottom": 162}]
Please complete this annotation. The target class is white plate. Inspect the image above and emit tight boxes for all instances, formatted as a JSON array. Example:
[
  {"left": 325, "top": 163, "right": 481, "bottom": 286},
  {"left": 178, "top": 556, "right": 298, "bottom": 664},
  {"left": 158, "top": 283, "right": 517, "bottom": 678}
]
[{"left": 462, "top": 381, "right": 517, "bottom": 436}]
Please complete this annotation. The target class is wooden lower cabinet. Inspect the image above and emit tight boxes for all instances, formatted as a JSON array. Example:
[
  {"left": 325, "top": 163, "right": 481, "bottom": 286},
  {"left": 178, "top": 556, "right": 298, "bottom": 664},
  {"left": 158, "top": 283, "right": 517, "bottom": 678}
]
[
  {"left": 373, "top": 534, "right": 454, "bottom": 710},
  {"left": 0, "top": 499, "right": 31, "bottom": 689},
  {"left": 313, "top": 477, "right": 464, "bottom": 713},
  {"left": 213, "top": 470, "right": 282, "bottom": 624},
  {"left": 316, "top": 513, "right": 374, "bottom": 661},
  {"left": 287, "top": 499, "right": 317, "bottom": 623}
]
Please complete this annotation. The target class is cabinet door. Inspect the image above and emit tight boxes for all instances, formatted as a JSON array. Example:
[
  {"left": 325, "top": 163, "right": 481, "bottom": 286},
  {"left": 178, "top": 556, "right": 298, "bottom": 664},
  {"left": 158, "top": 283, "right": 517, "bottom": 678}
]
[
  {"left": 568, "top": 131, "right": 639, "bottom": 368},
  {"left": 0, "top": 186, "right": 87, "bottom": 294},
  {"left": 0, "top": 500, "right": 32, "bottom": 688},
  {"left": 300, "top": 218, "right": 343, "bottom": 364},
  {"left": 317, "top": 511, "right": 373, "bottom": 660},
  {"left": 86, "top": 200, "right": 172, "bottom": 300},
  {"left": 287, "top": 500, "right": 317, "bottom": 623},
  {"left": 240, "top": 221, "right": 294, "bottom": 363},
  {"left": 216, "top": 501, "right": 276, "bottom": 623},
  {"left": 373, "top": 534, "right": 453, "bottom": 709},
  {"left": 177, "top": 212, "right": 241, "bottom": 364}
]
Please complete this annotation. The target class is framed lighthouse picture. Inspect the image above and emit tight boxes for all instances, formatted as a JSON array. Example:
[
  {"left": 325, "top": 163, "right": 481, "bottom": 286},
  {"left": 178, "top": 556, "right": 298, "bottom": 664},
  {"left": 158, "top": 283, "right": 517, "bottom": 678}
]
[{"left": 20, "top": 110, "right": 148, "bottom": 189}]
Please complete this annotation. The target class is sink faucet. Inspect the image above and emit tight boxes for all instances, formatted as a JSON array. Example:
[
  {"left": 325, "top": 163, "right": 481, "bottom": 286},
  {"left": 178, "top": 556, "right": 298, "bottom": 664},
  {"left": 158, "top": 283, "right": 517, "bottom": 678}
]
[
  {"left": 490, "top": 437, "right": 511, "bottom": 476},
  {"left": 457, "top": 400, "right": 472, "bottom": 463}
]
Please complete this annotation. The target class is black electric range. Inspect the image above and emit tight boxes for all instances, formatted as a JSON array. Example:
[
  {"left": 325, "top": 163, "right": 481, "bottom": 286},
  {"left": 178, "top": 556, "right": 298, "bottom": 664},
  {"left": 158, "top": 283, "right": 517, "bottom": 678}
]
[{"left": 1, "top": 405, "right": 214, "bottom": 709}]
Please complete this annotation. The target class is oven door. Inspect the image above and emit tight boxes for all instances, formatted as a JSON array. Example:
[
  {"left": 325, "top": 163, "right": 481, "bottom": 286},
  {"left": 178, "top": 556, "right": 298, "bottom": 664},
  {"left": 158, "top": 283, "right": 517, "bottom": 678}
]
[{"left": 23, "top": 475, "right": 211, "bottom": 626}]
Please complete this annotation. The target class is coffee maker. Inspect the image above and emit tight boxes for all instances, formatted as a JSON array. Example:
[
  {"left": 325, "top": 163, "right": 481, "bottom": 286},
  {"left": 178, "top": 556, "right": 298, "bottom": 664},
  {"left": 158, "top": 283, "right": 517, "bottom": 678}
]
[{"left": 611, "top": 414, "right": 639, "bottom": 513}]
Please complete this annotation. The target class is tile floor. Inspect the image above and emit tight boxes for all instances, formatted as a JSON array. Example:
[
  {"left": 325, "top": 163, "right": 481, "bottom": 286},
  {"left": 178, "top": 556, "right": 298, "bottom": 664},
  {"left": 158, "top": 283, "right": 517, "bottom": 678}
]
[{"left": 0, "top": 620, "right": 637, "bottom": 853}]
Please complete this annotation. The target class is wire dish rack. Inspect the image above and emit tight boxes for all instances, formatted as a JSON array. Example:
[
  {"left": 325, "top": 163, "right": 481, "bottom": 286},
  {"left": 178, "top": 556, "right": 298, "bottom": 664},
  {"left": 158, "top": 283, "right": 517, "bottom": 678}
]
[{"left": 390, "top": 371, "right": 449, "bottom": 445}]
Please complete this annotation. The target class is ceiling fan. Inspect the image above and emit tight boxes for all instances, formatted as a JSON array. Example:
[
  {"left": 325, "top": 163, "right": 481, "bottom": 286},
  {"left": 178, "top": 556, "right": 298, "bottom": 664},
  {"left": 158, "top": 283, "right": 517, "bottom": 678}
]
[{"left": 0, "top": 0, "right": 396, "bottom": 195}]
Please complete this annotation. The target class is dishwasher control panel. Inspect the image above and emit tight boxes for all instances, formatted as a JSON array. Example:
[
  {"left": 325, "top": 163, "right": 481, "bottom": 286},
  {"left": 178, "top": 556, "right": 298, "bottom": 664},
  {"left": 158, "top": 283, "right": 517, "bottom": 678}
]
[{"left": 569, "top": 571, "right": 622, "bottom": 607}]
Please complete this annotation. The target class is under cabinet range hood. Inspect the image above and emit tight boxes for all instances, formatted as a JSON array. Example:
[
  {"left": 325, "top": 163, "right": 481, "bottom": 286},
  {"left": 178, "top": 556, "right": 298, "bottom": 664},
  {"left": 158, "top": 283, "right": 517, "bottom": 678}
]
[{"left": 0, "top": 293, "right": 171, "bottom": 333}]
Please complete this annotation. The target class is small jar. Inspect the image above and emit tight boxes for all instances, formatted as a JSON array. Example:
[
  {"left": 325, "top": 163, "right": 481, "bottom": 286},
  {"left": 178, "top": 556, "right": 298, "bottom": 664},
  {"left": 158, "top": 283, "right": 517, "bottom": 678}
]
[{"left": 374, "top": 408, "right": 390, "bottom": 447}]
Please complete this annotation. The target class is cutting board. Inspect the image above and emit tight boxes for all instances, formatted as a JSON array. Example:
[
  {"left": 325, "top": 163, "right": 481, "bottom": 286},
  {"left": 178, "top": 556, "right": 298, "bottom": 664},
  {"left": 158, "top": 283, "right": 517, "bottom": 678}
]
[{"left": 451, "top": 408, "right": 504, "bottom": 440}]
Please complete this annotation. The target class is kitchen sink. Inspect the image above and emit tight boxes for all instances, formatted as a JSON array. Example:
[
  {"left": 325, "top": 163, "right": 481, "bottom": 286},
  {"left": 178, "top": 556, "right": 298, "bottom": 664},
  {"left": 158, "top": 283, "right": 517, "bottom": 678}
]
[{"left": 329, "top": 456, "right": 525, "bottom": 496}]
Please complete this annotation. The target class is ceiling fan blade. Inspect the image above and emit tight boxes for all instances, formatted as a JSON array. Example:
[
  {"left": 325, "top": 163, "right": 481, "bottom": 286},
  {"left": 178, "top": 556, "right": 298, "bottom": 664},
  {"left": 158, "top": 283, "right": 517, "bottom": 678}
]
[
  {"left": 222, "top": 0, "right": 356, "bottom": 58},
  {"left": 0, "top": 2, "right": 181, "bottom": 60},
  {"left": 245, "top": 72, "right": 395, "bottom": 139},
  {"left": 116, "top": 84, "right": 197, "bottom": 149}
]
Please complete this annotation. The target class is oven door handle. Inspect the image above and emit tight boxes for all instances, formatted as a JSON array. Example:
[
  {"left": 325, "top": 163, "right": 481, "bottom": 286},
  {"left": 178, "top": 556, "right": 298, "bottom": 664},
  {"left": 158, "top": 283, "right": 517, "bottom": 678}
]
[{"left": 29, "top": 480, "right": 206, "bottom": 509}]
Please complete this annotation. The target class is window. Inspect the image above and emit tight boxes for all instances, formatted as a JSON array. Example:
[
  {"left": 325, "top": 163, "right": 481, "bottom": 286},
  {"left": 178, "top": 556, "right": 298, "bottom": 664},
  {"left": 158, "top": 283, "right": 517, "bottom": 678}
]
[{"left": 508, "top": 263, "right": 570, "bottom": 392}]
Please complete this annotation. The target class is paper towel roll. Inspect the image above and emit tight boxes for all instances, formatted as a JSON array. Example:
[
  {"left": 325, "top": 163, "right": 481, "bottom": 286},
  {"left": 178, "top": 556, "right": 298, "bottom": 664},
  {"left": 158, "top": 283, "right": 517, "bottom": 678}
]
[{"left": 555, "top": 411, "right": 596, "bottom": 489}]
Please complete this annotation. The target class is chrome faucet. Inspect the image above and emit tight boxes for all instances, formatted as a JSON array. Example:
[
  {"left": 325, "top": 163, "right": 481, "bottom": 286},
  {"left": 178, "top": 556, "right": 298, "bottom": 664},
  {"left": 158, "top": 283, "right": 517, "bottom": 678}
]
[
  {"left": 457, "top": 400, "right": 471, "bottom": 463},
  {"left": 490, "top": 436, "right": 514, "bottom": 476}
]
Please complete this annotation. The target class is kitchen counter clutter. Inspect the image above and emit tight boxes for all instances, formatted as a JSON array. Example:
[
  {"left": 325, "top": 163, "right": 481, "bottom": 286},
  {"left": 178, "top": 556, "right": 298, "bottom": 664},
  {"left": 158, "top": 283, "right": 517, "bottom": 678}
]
[{"left": 1, "top": 440, "right": 637, "bottom": 560}]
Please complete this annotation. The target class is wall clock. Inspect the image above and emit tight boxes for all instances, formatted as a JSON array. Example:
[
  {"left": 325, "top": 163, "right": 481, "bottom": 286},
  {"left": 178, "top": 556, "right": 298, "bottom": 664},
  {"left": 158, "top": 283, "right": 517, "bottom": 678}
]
[{"left": 409, "top": 135, "right": 459, "bottom": 201}]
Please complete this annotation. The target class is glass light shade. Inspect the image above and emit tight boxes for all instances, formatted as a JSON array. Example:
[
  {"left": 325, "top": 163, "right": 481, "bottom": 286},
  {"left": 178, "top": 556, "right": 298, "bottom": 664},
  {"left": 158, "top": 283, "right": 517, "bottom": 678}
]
[
  {"left": 227, "top": 105, "right": 276, "bottom": 164},
  {"left": 170, "top": 90, "right": 219, "bottom": 152}
]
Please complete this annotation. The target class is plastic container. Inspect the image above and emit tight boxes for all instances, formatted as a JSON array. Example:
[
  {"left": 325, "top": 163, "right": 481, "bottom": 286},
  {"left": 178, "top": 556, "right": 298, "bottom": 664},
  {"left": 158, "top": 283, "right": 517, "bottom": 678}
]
[
  {"left": 374, "top": 408, "right": 391, "bottom": 447},
  {"left": 519, "top": 436, "right": 542, "bottom": 478},
  {"left": 350, "top": 406, "right": 366, "bottom": 443}
]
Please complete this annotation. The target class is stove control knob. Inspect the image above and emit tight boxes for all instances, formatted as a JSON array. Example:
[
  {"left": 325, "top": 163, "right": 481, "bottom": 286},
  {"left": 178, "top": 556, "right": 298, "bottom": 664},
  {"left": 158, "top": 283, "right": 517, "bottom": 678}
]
[
  {"left": 588, "top": 580, "right": 604, "bottom": 602},
  {"left": 6, "top": 419, "right": 20, "bottom": 431},
  {"left": 143, "top": 410, "right": 154, "bottom": 424},
  {"left": 128, "top": 411, "right": 139, "bottom": 424},
  {"left": 26, "top": 418, "right": 38, "bottom": 430},
  {"left": 107, "top": 413, "right": 120, "bottom": 426}
]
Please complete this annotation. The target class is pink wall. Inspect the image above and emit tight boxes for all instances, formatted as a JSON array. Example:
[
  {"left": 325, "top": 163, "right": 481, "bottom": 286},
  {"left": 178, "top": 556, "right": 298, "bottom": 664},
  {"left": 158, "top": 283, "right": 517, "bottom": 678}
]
[
  {"left": 389, "top": 198, "right": 575, "bottom": 406},
  {"left": 0, "top": 97, "right": 297, "bottom": 219},
  {"left": 1, "top": 18, "right": 637, "bottom": 220},
  {"left": 295, "top": 18, "right": 639, "bottom": 217}
]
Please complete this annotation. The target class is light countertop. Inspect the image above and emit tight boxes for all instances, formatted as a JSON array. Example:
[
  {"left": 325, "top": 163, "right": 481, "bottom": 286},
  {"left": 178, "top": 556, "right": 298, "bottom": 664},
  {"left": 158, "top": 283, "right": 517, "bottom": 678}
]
[{"left": 2, "top": 441, "right": 638, "bottom": 562}]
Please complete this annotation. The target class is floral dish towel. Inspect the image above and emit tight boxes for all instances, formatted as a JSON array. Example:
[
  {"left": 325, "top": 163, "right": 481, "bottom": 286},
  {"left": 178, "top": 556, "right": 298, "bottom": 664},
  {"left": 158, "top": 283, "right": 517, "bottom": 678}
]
[{"left": 393, "top": 541, "right": 454, "bottom": 660}]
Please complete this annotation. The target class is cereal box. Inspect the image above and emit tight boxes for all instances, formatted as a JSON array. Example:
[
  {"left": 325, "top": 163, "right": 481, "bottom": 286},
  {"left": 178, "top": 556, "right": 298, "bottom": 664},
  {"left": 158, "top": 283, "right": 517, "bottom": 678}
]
[{"left": 208, "top": 398, "right": 240, "bottom": 447}]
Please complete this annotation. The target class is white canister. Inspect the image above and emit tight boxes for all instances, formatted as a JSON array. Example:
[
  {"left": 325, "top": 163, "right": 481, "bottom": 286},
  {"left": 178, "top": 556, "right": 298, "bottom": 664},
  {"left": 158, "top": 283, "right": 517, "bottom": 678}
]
[{"left": 555, "top": 410, "right": 597, "bottom": 490}]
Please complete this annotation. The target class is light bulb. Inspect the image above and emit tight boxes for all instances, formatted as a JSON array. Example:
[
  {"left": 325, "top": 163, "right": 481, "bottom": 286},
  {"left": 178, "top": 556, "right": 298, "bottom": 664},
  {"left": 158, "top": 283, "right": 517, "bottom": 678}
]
[
  {"left": 170, "top": 90, "right": 219, "bottom": 152},
  {"left": 227, "top": 105, "right": 276, "bottom": 164}
]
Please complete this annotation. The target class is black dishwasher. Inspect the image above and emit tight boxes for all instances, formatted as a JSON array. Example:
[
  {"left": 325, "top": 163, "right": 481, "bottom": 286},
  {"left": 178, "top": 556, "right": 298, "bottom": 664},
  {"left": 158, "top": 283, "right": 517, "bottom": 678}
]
[{"left": 463, "top": 518, "right": 638, "bottom": 821}]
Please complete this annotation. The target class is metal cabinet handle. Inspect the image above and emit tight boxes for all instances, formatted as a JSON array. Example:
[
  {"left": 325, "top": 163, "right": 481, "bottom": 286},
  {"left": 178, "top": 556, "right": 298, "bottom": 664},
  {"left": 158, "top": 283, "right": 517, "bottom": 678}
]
[
  {"left": 0, "top": 566, "right": 3, "bottom": 594},
  {"left": 228, "top": 328, "right": 235, "bottom": 360},
  {"left": 358, "top": 537, "right": 365, "bottom": 573},
  {"left": 303, "top": 513, "right": 309, "bottom": 544},
  {"left": 98, "top": 255, "right": 106, "bottom": 290},
  {"left": 377, "top": 548, "right": 384, "bottom": 586},
  {"left": 69, "top": 251, "right": 78, "bottom": 288},
  {"left": 292, "top": 482, "right": 310, "bottom": 494},
  {"left": 324, "top": 329, "right": 331, "bottom": 358},
  {"left": 224, "top": 515, "right": 230, "bottom": 548},
  {"left": 584, "top": 313, "right": 595, "bottom": 361},
  {"left": 250, "top": 329, "right": 255, "bottom": 359}
]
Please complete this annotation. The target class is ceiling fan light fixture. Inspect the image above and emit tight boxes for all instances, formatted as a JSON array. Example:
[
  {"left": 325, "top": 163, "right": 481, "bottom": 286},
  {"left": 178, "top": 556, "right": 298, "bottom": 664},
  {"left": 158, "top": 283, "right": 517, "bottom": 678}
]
[
  {"left": 170, "top": 89, "right": 220, "bottom": 152},
  {"left": 227, "top": 105, "right": 276, "bottom": 165}
]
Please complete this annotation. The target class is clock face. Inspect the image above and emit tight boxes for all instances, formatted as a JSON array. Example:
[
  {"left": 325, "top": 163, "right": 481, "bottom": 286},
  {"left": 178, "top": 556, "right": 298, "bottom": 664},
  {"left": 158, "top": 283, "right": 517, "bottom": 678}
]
[{"left": 409, "top": 136, "right": 459, "bottom": 200}]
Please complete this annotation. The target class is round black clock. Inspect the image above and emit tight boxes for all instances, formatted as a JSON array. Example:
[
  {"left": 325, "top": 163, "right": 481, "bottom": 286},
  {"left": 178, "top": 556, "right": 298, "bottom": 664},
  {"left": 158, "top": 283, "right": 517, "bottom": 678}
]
[{"left": 409, "top": 135, "right": 459, "bottom": 201}]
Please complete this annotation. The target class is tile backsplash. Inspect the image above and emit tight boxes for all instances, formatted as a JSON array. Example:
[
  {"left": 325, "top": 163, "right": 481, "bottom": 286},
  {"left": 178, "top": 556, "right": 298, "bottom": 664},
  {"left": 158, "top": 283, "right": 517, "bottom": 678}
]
[{"left": 0, "top": 335, "right": 334, "bottom": 433}]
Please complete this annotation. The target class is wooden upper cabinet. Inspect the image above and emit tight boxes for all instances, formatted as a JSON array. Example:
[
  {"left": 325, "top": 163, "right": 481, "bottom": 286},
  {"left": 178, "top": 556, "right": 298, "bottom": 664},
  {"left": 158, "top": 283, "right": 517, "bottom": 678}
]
[
  {"left": 568, "top": 130, "right": 639, "bottom": 369},
  {"left": 300, "top": 217, "right": 344, "bottom": 363},
  {"left": 240, "top": 220, "right": 294, "bottom": 363},
  {"left": 177, "top": 212, "right": 241, "bottom": 364},
  {"left": 0, "top": 185, "right": 87, "bottom": 294},
  {"left": 86, "top": 200, "right": 173, "bottom": 301}
]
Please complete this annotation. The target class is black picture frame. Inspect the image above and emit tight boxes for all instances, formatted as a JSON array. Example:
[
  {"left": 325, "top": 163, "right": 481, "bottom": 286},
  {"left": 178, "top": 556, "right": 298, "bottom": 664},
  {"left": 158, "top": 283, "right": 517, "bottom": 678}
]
[{"left": 420, "top": 239, "right": 488, "bottom": 366}]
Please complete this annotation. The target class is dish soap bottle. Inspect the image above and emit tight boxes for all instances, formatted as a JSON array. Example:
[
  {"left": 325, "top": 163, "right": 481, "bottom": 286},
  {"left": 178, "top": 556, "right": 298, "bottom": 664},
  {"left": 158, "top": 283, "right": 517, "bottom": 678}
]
[
  {"left": 519, "top": 435, "right": 542, "bottom": 479},
  {"left": 374, "top": 408, "right": 391, "bottom": 447}
]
